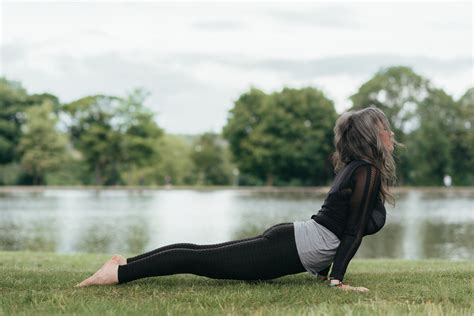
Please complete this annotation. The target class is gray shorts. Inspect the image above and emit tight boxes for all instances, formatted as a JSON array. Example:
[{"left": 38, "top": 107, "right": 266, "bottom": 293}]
[{"left": 293, "top": 219, "right": 341, "bottom": 277}]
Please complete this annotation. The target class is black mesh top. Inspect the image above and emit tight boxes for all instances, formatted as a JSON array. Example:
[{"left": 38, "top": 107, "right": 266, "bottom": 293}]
[{"left": 311, "top": 159, "right": 386, "bottom": 281}]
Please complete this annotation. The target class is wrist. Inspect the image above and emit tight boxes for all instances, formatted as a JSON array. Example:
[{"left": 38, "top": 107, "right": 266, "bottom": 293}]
[{"left": 329, "top": 278, "right": 343, "bottom": 287}]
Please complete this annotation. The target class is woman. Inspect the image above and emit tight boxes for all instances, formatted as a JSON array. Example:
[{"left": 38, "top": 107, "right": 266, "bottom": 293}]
[{"left": 76, "top": 106, "right": 399, "bottom": 292}]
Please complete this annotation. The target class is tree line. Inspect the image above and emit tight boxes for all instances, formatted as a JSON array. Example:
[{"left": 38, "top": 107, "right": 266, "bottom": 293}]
[{"left": 0, "top": 66, "right": 472, "bottom": 186}]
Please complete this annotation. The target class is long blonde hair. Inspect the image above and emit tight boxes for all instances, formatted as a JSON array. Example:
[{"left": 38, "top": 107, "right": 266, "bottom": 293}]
[{"left": 331, "top": 106, "right": 403, "bottom": 207}]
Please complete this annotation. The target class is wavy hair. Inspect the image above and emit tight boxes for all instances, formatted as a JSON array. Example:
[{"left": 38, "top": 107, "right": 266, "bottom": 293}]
[{"left": 331, "top": 106, "right": 403, "bottom": 207}]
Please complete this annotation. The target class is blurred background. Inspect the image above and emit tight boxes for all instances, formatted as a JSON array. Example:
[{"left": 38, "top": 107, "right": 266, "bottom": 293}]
[{"left": 0, "top": 1, "right": 472, "bottom": 259}]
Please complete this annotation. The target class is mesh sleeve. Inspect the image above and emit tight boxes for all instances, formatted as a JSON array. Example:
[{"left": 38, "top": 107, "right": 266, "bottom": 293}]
[
  {"left": 329, "top": 164, "right": 381, "bottom": 281},
  {"left": 317, "top": 264, "right": 331, "bottom": 277},
  {"left": 364, "top": 195, "right": 386, "bottom": 235}
]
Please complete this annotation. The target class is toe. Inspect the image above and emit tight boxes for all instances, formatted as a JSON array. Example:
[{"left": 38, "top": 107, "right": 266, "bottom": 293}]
[{"left": 77, "top": 276, "right": 95, "bottom": 287}]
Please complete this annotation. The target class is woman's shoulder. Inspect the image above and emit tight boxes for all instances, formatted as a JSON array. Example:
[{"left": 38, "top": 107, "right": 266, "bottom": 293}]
[
  {"left": 347, "top": 159, "right": 380, "bottom": 173},
  {"left": 330, "top": 160, "right": 378, "bottom": 193},
  {"left": 348, "top": 158, "right": 372, "bottom": 166},
  {"left": 343, "top": 159, "right": 381, "bottom": 187}
]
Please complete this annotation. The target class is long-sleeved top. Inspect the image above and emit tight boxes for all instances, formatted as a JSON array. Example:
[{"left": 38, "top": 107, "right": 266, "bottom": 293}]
[{"left": 311, "top": 159, "right": 386, "bottom": 281}]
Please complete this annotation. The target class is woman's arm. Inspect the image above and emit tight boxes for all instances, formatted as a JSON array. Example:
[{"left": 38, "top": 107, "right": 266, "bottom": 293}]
[
  {"left": 329, "top": 164, "right": 381, "bottom": 282},
  {"left": 316, "top": 264, "right": 331, "bottom": 281}
]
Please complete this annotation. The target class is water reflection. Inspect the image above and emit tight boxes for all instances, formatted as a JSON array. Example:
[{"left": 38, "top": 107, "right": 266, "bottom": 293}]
[
  {"left": 356, "top": 224, "right": 405, "bottom": 258},
  {"left": 0, "top": 188, "right": 472, "bottom": 259},
  {"left": 0, "top": 221, "right": 57, "bottom": 252},
  {"left": 421, "top": 222, "right": 474, "bottom": 259}
]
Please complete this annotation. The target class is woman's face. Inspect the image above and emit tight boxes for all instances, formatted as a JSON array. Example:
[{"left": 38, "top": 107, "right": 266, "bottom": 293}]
[{"left": 377, "top": 121, "right": 395, "bottom": 152}]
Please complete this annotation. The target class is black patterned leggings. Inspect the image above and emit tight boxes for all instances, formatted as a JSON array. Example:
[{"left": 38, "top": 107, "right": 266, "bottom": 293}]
[{"left": 117, "top": 223, "right": 307, "bottom": 284}]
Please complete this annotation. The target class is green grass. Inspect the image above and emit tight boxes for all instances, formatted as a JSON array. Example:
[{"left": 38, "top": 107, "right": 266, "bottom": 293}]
[{"left": 1, "top": 252, "right": 472, "bottom": 315}]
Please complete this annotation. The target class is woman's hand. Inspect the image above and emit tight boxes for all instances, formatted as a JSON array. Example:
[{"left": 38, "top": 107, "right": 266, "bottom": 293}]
[
  {"left": 330, "top": 279, "right": 369, "bottom": 292},
  {"left": 336, "top": 284, "right": 369, "bottom": 292}
]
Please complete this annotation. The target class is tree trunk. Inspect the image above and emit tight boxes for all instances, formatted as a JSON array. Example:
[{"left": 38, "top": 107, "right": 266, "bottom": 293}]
[
  {"left": 266, "top": 173, "right": 273, "bottom": 186},
  {"left": 95, "top": 164, "right": 102, "bottom": 185}
]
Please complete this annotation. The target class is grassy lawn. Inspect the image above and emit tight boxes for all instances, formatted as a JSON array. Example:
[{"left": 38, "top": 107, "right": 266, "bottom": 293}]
[{"left": 1, "top": 251, "right": 472, "bottom": 315}]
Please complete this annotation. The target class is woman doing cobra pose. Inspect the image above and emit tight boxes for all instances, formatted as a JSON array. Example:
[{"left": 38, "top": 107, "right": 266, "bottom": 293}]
[{"left": 76, "top": 106, "right": 400, "bottom": 292}]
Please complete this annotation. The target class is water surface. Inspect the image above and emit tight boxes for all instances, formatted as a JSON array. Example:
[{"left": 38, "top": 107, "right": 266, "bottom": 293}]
[{"left": 0, "top": 188, "right": 472, "bottom": 259}]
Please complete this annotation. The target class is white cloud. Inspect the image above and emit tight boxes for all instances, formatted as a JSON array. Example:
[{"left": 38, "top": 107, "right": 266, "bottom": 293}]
[{"left": 1, "top": 1, "right": 472, "bottom": 134}]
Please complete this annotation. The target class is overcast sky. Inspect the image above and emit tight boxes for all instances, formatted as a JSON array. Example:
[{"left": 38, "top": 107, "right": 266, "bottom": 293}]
[{"left": 1, "top": 1, "right": 472, "bottom": 134}]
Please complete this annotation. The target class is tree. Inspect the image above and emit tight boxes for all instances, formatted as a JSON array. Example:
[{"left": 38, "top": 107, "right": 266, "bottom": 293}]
[
  {"left": 408, "top": 89, "right": 456, "bottom": 185},
  {"left": 223, "top": 88, "right": 269, "bottom": 185},
  {"left": 190, "top": 132, "right": 233, "bottom": 185},
  {"left": 29, "top": 93, "right": 61, "bottom": 113},
  {"left": 349, "top": 66, "right": 436, "bottom": 185},
  {"left": 17, "top": 101, "right": 69, "bottom": 185},
  {"left": 63, "top": 95, "right": 124, "bottom": 185},
  {"left": 149, "top": 134, "right": 195, "bottom": 185},
  {"left": 63, "top": 90, "right": 164, "bottom": 185},
  {"left": 0, "top": 77, "right": 31, "bottom": 164},
  {"left": 223, "top": 87, "right": 337, "bottom": 186},
  {"left": 350, "top": 66, "right": 432, "bottom": 134},
  {"left": 117, "top": 89, "right": 164, "bottom": 185},
  {"left": 451, "top": 88, "right": 474, "bottom": 185},
  {"left": 267, "top": 87, "right": 337, "bottom": 185}
]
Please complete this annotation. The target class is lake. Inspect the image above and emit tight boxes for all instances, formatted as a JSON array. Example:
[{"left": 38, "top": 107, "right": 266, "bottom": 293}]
[{"left": 0, "top": 188, "right": 472, "bottom": 260}]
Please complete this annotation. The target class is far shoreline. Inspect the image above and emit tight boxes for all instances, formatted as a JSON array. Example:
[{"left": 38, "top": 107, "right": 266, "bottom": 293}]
[{"left": 0, "top": 185, "right": 473, "bottom": 194}]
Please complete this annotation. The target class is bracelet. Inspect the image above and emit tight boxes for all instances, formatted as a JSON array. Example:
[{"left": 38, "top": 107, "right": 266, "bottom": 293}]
[
  {"left": 329, "top": 282, "right": 343, "bottom": 287},
  {"left": 328, "top": 279, "right": 344, "bottom": 287}
]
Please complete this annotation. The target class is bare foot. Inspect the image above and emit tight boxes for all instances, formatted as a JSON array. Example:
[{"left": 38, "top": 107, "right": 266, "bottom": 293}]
[
  {"left": 111, "top": 254, "right": 127, "bottom": 265},
  {"left": 75, "top": 258, "right": 119, "bottom": 287}
]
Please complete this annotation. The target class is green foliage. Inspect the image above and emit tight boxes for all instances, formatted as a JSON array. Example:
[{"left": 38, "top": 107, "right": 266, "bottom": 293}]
[
  {"left": 190, "top": 132, "right": 233, "bottom": 185},
  {"left": 407, "top": 89, "right": 457, "bottom": 185},
  {"left": 223, "top": 87, "right": 337, "bottom": 186},
  {"left": 0, "top": 72, "right": 472, "bottom": 187},
  {"left": 117, "top": 89, "right": 164, "bottom": 185},
  {"left": 151, "top": 134, "right": 194, "bottom": 185},
  {"left": 350, "top": 66, "right": 431, "bottom": 134},
  {"left": 45, "top": 159, "right": 92, "bottom": 185},
  {"left": 223, "top": 88, "right": 268, "bottom": 183},
  {"left": 64, "top": 95, "right": 123, "bottom": 185},
  {"left": 63, "top": 89, "right": 163, "bottom": 185},
  {"left": 349, "top": 66, "right": 473, "bottom": 185},
  {"left": 269, "top": 88, "right": 337, "bottom": 185},
  {"left": 28, "top": 93, "right": 61, "bottom": 113},
  {"left": 450, "top": 88, "right": 474, "bottom": 185},
  {"left": 349, "top": 66, "right": 433, "bottom": 185},
  {"left": 0, "top": 163, "right": 22, "bottom": 185},
  {"left": 17, "top": 102, "right": 69, "bottom": 185},
  {"left": 0, "top": 77, "right": 31, "bottom": 164}
]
